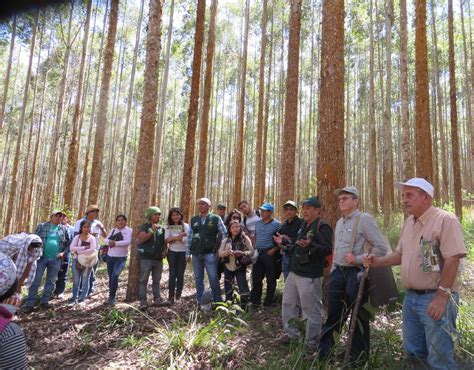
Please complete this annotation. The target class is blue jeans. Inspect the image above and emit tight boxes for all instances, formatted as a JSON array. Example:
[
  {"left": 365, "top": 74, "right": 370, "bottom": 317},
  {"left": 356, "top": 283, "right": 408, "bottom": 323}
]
[
  {"left": 24, "top": 256, "right": 62, "bottom": 307},
  {"left": 403, "top": 290, "right": 459, "bottom": 370},
  {"left": 72, "top": 259, "right": 92, "bottom": 302},
  {"left": 191, "top": 253, "right": 222, "bottom": 304},
  {"left": 107, "top": 256, "right": 127, "bottom": 303},
  {"left": 54, "top": 254, "right": 70, "bottom": 295},
  {"left": 87, "top": 260, "right": 99, "bottom": 296}
]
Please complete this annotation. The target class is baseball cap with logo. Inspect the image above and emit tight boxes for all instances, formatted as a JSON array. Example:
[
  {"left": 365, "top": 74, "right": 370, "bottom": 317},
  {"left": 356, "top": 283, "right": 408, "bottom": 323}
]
[
  {"left": 395, "top": 178, "right": 434, "bottom": 198},
  {"left": 259, "top": 203, "right": 274, "bottom": 212},
  {"left": 283, "top": 200, "right": 298, "bottom": 210}
]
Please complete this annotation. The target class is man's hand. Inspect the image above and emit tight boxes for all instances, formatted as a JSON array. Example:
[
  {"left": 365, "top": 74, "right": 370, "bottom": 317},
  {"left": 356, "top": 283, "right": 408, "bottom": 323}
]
[
  {"left": 56, "top": 252, "right": 65, "bottom": 259},
  {"left": 295, "top": 238, "right": 310, "bottom": 248},
  {"left": 109, "top": 240, "right": 116, "bottom": 248},
  {"left": 344, "top": 252, "right": 357, "bottom": 265},
  {"left": 151, "top": 223, "right": 158, "bottom": 231},
  {"left": 428, "top": 293, "right": 449, "bottom": 321},
  {"left": 273, "top": 233, "right": 283, "bottom": 245}
]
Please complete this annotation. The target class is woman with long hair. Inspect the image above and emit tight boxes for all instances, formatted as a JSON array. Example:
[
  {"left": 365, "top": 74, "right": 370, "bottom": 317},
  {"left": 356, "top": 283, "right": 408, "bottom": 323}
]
[
  {"left": 69, "top": 220, "right": 97, "bottom": 306},
  {"left": 218, "top": 220, "right": 254, "bottom": 306},
  {"left": 165, "top": 208, "right": 190, "bottom": 305},
  {"left": 224, "top": 209, "right": 243, "bottom": 229},
  {"left": 103, "top": 214, "right": 132, "bottom": 305}
]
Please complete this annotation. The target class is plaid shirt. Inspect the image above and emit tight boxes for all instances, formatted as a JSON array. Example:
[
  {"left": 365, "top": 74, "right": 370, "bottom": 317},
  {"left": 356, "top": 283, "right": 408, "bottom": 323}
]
[
  {"left": 0, "top": 233, "right": 43, "bottom": 287},
  {"left": 34, "top": 222, "right": 71, "bottom": 255}
]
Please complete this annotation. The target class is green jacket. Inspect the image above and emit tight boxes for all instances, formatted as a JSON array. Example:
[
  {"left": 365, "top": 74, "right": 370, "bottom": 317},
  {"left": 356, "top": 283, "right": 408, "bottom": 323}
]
[
  {"left": 288, "top": 218, "right": 333, "bottom": 278},
  {"left": 189, "top": 214, "right": 221, "bottom": 254}
]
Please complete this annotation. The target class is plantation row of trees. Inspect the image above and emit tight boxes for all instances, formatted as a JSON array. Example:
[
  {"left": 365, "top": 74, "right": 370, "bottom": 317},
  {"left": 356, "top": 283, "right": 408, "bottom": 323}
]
[{"left": 0, "top": 0, "right": 472, "bottom": 241}]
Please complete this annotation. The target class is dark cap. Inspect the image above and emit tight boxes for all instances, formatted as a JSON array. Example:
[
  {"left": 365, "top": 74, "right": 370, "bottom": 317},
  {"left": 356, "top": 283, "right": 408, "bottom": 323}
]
[
  {"left": 301, "top": 196, "right": 321, "bottom": 208},
  {"left": 217, "top": 203, "right": 226, "bottom": 210}
]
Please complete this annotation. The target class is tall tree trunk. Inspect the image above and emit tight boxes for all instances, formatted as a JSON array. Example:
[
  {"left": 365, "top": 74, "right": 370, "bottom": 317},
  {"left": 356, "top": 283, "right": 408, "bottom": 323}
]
[
  {"left": 232, "top": 0, "right": 250, "bottom": 207},
  {"left": 126, "top": 0, "right": 163, "bottom": 301},
  {"left": 63, "top": 0, "right": 92, "bottom": 211},
  {"left": 430, "top": 0, "right": 449, "bottom": 202},
  {"left": 368, "top": 0, "right": 377, "bottom": 213},
  {"left": 382, "top": 0, "right": 394, "bottom": 226},
  {"left": 448, "top": 0, "right": 462, "bottom": 219},
  {"left": 400, "top": 0, "right": 413, "bottom": 181},
  {"left": 317, "top": 0, "right": 345, "bottom": 229},
  {"left": 415, "top": 0, "right": 433, "bottom": 181},
  {"left": 0, "top": 15, "right": 16, "bottom": 134},
  {"left": 87, "top": 0, "right": 119, "bottom": 205},
  {"left": 5, "top": 11, "right": 39, "bottom": 234},
  {"left": 179, "top": 0, "right": 207, "bottom": 221},
  {"left": 254, "top": 0, "right": 268, "bottom": 207},
  {"left": 115, "top": 0, "right": 145, "bottom": 217},
  {"left": 196, "top": 0, "right": 218, "bottom": 198},
  {"left": 280, "top": 0, "right": 302, "bottom": 204}
]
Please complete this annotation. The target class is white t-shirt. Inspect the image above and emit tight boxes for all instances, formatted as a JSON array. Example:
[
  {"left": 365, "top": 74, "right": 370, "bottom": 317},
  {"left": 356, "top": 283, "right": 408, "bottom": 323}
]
[
  {"left": 241, "top": 213, "right": 261, "bottom": 237},
  {"left": 73, "top": 218, "right": 105, "bottom": 250},
  {"left": 165, "top": 223, "right": 191, "bottom": 252}
]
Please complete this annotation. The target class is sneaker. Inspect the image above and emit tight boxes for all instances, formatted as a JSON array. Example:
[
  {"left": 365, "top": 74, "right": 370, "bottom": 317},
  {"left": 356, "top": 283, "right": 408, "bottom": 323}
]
[
  {"left": 153, "top": 299, "right": 163, "bottom": 306},
  {"left": 78, "top": 301, "right": 86, "bottom": 307},
  {"left": 139, "top": 301, "right": 148, "bottom": 310},
  {"left": 68, "top": 301, "right": 78, "bottom": 307},
  {"left": 278, "top": 334, "right": 296, "bottom": 345},
  {"left": 56, "top": 293, "right": 65, "bottom": 300},
  {"left": 167, "top": 298, "right": 174, "bottom": 306},
  {"left": 107, "top": 298, "right": 116, "bottom": 306},
  {"left": 39, "top": 303, "right": 53, "bottom": 310}
]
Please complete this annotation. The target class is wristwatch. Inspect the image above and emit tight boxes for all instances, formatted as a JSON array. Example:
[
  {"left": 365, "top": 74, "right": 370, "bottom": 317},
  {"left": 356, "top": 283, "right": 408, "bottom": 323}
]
[{"left": 438, "top": 285, "right": 452, "bottom": 296}]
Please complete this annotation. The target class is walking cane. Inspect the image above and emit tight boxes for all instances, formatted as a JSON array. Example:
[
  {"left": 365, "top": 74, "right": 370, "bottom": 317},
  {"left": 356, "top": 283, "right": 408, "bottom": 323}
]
[{"left": 343, "top": 245, "right": 372, "bottom": 366}]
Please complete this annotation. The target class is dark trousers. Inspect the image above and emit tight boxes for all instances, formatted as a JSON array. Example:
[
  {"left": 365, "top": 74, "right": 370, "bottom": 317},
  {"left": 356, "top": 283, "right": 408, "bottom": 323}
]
[
  {"left": 54, "top": 256, "right": 69, "bottom": 295},
  {"left": 106, "top": 256, "right": 127, "bottom": 302},
  {"left": 319, "top": 266, "right": 370, "bottom": 363},
  {"left": 250, "top": 251, "right": 277, "bottom": 306},
  {"left": 224, "top": 267, "right": 250, "bottom": 305},
  {"left": 167, "top": 250, "right": 186, "bottom": 300}
]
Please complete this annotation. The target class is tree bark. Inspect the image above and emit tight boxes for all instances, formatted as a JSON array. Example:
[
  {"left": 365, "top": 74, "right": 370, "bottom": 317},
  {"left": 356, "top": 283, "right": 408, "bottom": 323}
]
[
  {"left": 368, "top": 0, "right": 377, "bottom": 213},
  {"left": 0, "top": 15, "right": 16, "bottom": 134},
  {"left": 232, "top": 0, "right": 250, "bottom": 207},
  {"left": 63, "top": 0, "right": 92, "bottom": 211},
  {"left": 280, "top": 0, "right": 302, "bottom": 205},
  {"left": 5, "top": 11, "right": 39, "bottom": 234},
  {"left": 415, "top": 0, "right": 433, "bottom": 181},
  {"left": 317, "top": 0, "right": 345, "bottom": 229},
  {"left": 179, "top": 0, "right": 207, "bottom": 221},
  {"left": 126, "top": 0, "right": 163, "bottom": 301},
  {"left": 196, "top": 0, "right": 218, "bottom": 198},
  {"left": 87, "top": 0, "right": 119, "bottom": 205},
  {"left": 448, "top": 0, "right": 463, "bottom": 219}
]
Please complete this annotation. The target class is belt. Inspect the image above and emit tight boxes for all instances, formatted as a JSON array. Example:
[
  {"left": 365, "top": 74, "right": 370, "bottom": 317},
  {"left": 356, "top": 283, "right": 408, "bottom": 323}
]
[
  {"left": 334, "top": 264, "right": 359, "bottom": 270},
  {"left": 407, "top": 288, "right": 437, "bottom": 295},
  {"left": 257, "top": 247, "right": 273, "bottom": 254}
]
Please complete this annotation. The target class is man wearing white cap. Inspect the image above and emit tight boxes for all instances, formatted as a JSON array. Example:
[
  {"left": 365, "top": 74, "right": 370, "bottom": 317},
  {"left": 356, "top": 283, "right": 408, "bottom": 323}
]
[
  {"left": 365, "top": 178, "right": 466, "bottom": 369},
  {"left": 186, "top": 197, "right": 227, "bottom": 306}
]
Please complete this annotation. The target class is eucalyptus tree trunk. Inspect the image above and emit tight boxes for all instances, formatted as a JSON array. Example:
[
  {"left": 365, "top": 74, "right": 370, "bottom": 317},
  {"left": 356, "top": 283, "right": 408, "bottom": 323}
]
[
  {"left": 179, "top": 0, "right": 207, "bottom": 221},
  {"left": 415, "top": 0, "right": 433, "bottom": 181},
  {"left": 126, "top": 0, "right": 163, "bottom": 301},
  {"left": 196, "top": 0, "right": 218, "bottom": 198},
  {"left": 0, "top": 15, "right": 16, "bottom": 134},
  {"left": 5, "top": 11, "right": 39, "bottom": 234},
  {"left": 232, "top": 0, "right": 250, "bottom": 207},
  {"left": 87, "top": 0, "right": 119, "bottom": 205},
  {"left": 280, "top": 0, "right": 302, "bottom": 204},
  {"left": 368, "top": 0, "right": 377, "bottom": 213},
  {"left": 63, "top": 0, "right": 92, "bottom": 211},
  {"left": 448, "top": 0, "right": 462, "bottom": 219}
]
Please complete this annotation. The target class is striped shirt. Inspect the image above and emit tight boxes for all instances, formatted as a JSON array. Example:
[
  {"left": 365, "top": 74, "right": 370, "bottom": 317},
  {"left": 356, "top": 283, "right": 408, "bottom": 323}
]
[
  {"left": 0, "top": 322, "right": 27, "bottom": 369},
  {"left": 255, "top": 219, "right": 281, "bottom": 250}
]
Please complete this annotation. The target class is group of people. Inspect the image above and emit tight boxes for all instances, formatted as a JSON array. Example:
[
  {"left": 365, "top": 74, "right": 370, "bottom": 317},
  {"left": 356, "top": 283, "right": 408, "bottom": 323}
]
[{"left": 0, "top": 177, "right": 467, "bottom": 369}]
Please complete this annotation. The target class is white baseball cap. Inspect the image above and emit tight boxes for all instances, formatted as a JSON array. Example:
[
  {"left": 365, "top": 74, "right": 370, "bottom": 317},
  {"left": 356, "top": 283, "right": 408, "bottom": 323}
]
[
  {"left": 197, "top": 197, "right": 211, "bottom": 206},
  {"left": 395, "top": 178, "right": 434, "bottom": 198}
]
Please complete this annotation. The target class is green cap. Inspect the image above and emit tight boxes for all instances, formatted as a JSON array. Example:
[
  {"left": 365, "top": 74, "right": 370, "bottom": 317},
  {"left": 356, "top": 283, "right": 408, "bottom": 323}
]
[{"left": 145, "top": 206, "right": 162, "bottom": 221}]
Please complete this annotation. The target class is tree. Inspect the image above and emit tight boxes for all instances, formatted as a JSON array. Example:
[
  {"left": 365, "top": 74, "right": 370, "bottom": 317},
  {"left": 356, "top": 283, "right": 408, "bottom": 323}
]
[
  {"left": 368, "top": 0, "right": 377, "bottom": 213},
  {"left": 254, "top": 0, "right": 268, "bottom": 207},
  {"left": 126, "top": 0, "right": 163, "bottom": 301},
  {"left": 0, "top": 15, "right": 16, "bottom": 134},
  {"left": 4, "top": 11, "right": 39, "bottom": 234},
  {"left": 196, "top": 0, "right": 218, "bottom": 198},
  {"left": 317, "top": 0, "right": 345, "bottom": 228},
  {"left": 233, "top": 0, "right": 250, "bottom": 207},
  {"left": 63, "top": 0, "right": 92, "bottom": 211},
  {"left": 414, "top": 0, "right": 433, "bottom": 181},
  {"left": 280, "top": 0, "right": 302, "bottom": 205},
  {"left": 87, "top": 0, "right": 119, "bottom": 205},
  {"left": 179, "top": 0, "right": 207, "bottom": 221},
  {"left": 448, "top": 0, "right": 462, "bottom": 219}
]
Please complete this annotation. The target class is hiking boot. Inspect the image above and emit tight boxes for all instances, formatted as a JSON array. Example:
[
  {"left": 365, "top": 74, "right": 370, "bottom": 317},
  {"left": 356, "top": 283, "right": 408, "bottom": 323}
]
[
  {"left": 166, "top": 299, "right": 174, "bottom": 306},
  {"left": 139, "top": 301, "right": 148, "bottom": 310}
]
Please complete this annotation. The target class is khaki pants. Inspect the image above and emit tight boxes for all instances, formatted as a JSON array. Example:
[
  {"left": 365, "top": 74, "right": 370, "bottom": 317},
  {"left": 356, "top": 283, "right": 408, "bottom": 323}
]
[{"left": 282, "top": 272, "right": 323, "bottom": 348}]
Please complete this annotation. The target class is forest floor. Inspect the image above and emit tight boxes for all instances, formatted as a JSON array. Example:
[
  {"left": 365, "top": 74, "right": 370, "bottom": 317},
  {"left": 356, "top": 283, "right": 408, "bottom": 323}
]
[{"left": 17, "top": 257, "right": 474, "bottom": 369}]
